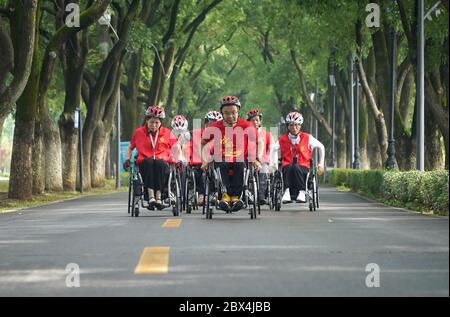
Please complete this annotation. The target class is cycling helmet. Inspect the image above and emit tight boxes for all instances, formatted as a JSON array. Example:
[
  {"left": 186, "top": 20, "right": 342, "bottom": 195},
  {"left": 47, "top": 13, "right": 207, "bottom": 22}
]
[
  {"left": 220, "top": 95, "right": 241, "bottom": 110},
  {"left": 285, "top": 112, "right": 304, "bottom": 125},
  {"left": 246, "top": 108, "right": 263, "bottom": 120},
  {"left": 171, "top": 115, "right": 188, "bottom": 131},
  {"left": 145, "top": 105, "right": 166, "bottom": 119},
  {"left": 205, "top": 110, "right": 223, "bottom": 122}
]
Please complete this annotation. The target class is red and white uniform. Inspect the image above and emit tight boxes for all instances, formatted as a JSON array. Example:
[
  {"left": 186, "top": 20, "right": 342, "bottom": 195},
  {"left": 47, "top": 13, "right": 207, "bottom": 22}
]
[
  {"left": 130, "top": 126, "right": 178, "bottom": 165},
  {"left": 270, "top": 132, "right": 325, "bottom": 168}
]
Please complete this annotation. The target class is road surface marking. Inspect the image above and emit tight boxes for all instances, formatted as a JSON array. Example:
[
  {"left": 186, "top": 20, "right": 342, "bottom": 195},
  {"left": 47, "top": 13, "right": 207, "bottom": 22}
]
[
  {"left": 162, "top": 219, "right": 182, "bottom": 228},
  {"left": 134, "top": 247, "right": 170, "bottom": 274}
]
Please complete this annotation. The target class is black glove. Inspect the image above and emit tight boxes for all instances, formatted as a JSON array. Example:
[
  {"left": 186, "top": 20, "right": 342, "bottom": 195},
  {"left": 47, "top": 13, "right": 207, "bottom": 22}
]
[{"left": 123, "top": 159, "right": 130, "bottom": 170}]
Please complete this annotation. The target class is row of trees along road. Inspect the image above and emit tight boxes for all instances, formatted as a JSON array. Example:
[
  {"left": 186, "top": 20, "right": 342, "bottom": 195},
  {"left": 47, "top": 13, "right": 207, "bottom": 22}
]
[{"left": 0, "top": 0, "right": 448, "bottom": 200}]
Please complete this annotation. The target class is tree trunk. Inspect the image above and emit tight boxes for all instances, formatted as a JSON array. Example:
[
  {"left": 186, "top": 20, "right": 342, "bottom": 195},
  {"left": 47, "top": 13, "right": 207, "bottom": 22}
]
[
  {"left": 425, "top": 109, "right": 445, "bottom": 170},
  {"left": 367, "top": 113, "right": 383, "bottom": 169},
  {"left": 122, "top": 47, "right": 142, "bottom": 140},
  {"left": 59, "top": 29, "right": 88, "bottom": 191},
  {"left": 42, "top": 107, "right": 63, "bottom": 191},
  {"left": 0, "top": 0, "right": 38, "bottom": 121},
  {"left": 359, "top": 94, "right": 369, "bottom": 169},
  {"left": 8, "top": 30, "right": 40, "bottom": 200},
  {"left": 336, "top": 104, "right": 347, "bottom": 168},
  {"left": 32, "top": 114, "right": 45, "bottom": 194},
  {"left": 90, "top": 122, "right": 108, "bottom": 188}
]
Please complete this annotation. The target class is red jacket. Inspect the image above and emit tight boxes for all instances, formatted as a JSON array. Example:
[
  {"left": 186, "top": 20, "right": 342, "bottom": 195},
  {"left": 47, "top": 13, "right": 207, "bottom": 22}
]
[
  {"left": 130, "top": 126, "right": 177, "bottom": 165},
  {"left": 279, "top": 132, "right": 312, "bottom": 168}
]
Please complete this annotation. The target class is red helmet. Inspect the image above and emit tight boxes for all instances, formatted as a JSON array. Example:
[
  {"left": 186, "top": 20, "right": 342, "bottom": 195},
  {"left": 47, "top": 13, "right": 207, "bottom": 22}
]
[
  {"left": 205, "top": 110, "right": 223, "bottom": 122},
  {"left": 286, "top": 112, "right": 304, "bottom": 125},
  {"left": 171, "top": 115, "right": 188, "bottom": 131},
  {"left": 220, "top": 95, "right": 241, "bottom": 110},
  {"left": 246, "top": 108, "right": 263, "bottom": 120},
  {"left": 145, "top": 105, "right": 165, "bottom": 119}
]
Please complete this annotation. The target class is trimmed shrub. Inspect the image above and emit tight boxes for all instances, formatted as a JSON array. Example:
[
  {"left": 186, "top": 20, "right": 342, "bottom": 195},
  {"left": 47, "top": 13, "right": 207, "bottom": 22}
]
[{"left": 326, "top": 168, "right": 449, "bottom": 215}]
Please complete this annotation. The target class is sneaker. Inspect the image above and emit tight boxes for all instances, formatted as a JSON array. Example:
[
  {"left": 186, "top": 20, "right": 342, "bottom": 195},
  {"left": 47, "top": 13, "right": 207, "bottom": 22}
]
[
  {"left": 296, "top": 191, "right": 306, "bottom": 203},
  {"left": 282, "top": 188, "right": 292, "bottom": 204},
  {"left": 155, "top": 200, "right": 165, "bottom": 210},
  {"left": 218, "top": 200, "right": 230, "bottom": 212},
  {"left": 231, "top": 199, "right": 244, "bottom": 212}
]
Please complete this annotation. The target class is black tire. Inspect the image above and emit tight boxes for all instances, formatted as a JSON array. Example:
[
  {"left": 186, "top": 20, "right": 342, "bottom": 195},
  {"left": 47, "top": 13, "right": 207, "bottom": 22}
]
[
  {"left": 249, "top": 171, "right": 257, "bottom": 220},
  {"left": 274, "top": 187, "right": 281, "bottom": 211},
  {"left": 127, "top": 177, "right": 132, "bottom": 214},
  {"left": 204, "top": 180, "right": 212, "bottom": 219},
  {"left": 134, "top": 207, "right": 140, "bottom": 217}
]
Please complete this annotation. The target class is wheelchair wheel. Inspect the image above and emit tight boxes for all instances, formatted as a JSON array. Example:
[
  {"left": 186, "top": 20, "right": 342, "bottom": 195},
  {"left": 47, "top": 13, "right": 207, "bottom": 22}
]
[
  {"left": 184, "top": 170, "right": 197, "bottom": 214},
  {"left": 248, "top": 168, "right": 257, "bottom": 220},
  {"left": 273, "top": 171, "right": 283, "bottom": 212},
  {"left": 127, "top": 177, "right": 132, "bottom": 214},
  {"left": 308, "top": 173, "right": 317, "bottom": 212},
  {"left": 204, "top": 179, "right": 212, "bottom": 219},
  {"left": 255, "top": 173, "right": 261, "bottom": 215},
  {"left": 174, "top": 173, "right": 182, "bottom": 217},
  {"left": 267, "top": 176, "right": 273, "bottom": 210}
]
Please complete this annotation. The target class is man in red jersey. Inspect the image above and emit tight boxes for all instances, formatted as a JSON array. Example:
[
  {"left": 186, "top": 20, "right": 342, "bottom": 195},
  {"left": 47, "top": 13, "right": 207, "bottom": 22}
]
[{"left": 201, "top": 96, "right": 262, "bottom": 212}]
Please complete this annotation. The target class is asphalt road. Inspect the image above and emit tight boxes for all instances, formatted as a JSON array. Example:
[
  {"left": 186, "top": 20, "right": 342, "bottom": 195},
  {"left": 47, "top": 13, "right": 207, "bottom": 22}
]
[{"left": 0, "top": 186, "right": 448, "bottom": 297}]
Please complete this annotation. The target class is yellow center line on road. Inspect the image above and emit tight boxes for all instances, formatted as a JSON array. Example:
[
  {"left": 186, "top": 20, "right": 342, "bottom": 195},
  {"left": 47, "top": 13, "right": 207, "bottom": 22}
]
[
  {"left": 134, "top": 247, "right": 170, "bottom": 274},
  {"left": 162, "top": 219, "right": 182, "bottom": 228}
]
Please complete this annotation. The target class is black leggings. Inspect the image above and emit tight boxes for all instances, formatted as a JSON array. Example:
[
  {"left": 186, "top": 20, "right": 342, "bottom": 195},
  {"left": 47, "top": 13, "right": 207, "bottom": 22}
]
[
  {"left": 139, "top": 158, "right": 170, "bottom": 191},
  {"left": 215, "top": 162, "right": 245, "bottom": 197},
  {"left": 282, "top": 164, "right": 310, "bottom": 197}
]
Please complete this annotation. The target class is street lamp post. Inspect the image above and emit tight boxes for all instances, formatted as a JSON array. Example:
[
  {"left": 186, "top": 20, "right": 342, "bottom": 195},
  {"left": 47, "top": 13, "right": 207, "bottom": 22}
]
[
  {"left": 385, "top": 28, "right": 399, "bottom": 169},
  {"left": 329, "top": 73, "right": 336, "bottom": 168},
  {"left": 416, "top": 0, "right": 425, "bottom": 171},
  {"left": 116, "top": 85, "right": 121, "bottom": 189},
  {"left": 348, "top": 54, "right": 355, "bottom": 169},
  {"left": 353, "top": 59, "right": 360, "bottom": 169}
]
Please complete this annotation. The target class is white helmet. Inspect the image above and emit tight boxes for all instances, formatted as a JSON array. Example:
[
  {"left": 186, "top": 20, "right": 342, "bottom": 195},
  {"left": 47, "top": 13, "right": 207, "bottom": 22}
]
[
  {"left": 286, "top": 112, "right": 304, "bottom": 125},
  {"left": 205, "top": 110, "right": 223, "bottom": 122},
  {"left": 171, "top": 115, "right": 188, "bottom": 131}
]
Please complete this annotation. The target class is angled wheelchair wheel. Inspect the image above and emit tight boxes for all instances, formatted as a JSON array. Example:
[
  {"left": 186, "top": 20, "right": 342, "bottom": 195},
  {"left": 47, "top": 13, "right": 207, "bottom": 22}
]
[{"left": 127, "top": 177, "right": 132, "bottom": 214}]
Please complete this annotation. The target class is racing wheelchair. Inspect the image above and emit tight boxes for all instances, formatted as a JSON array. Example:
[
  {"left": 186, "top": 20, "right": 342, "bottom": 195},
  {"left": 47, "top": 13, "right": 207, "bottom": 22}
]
[
  {"left": 127, "top": 151, "right": 182, "bottom": 217},
  {"left": 202, "top": 162, "right": 259, "bottom": 220}
]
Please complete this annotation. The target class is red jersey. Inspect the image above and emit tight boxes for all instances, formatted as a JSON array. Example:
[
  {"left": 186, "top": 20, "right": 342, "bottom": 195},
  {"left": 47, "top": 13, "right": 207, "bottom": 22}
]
[
  {"left": 130, "top": 126, "right": 178, "bottom": 165},
  {"left": 278, "top": 132, "right": 312, "bottom": 168},
  {"left": 260, "top": 129, "right": 273, "bottom": 164},
  {"left": 202, "top": 118, "right": 258, "bottom": 163}
]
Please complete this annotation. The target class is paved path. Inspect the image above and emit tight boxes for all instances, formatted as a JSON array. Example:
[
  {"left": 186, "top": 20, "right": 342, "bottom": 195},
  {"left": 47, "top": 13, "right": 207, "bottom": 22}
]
[{"left": 0, "top": 186, "right": 447, "bottom": 296}]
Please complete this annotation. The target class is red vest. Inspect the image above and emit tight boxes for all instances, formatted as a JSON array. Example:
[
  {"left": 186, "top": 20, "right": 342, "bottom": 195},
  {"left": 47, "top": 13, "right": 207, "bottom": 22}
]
[{"left": 279, "top": 132, "right": 312, "bottom": 168}]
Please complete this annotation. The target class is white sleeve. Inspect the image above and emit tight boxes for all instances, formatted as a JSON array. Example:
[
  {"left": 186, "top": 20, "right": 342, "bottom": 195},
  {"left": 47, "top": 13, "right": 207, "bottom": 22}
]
[
  {"left": 308, "top": 135, "right": 325, "bottom": 167},
  {"left": 269, "top": 141, "right": 280, "bottom": 167}
]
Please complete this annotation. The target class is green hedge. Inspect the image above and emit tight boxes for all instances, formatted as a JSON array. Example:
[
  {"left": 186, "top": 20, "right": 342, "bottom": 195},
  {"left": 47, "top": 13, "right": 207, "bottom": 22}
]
[{"left": 325, "top": 169, "right": 449, "bottom": 215}]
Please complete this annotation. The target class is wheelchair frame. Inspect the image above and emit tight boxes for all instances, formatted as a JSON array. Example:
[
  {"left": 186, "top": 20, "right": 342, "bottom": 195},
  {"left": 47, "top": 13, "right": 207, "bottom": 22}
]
[
  {"left": 127, "top": 155, "right": 182, "bottom": 217},
  {"left": 203, "top": 162, "right": 258, "bottom": 220}
]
